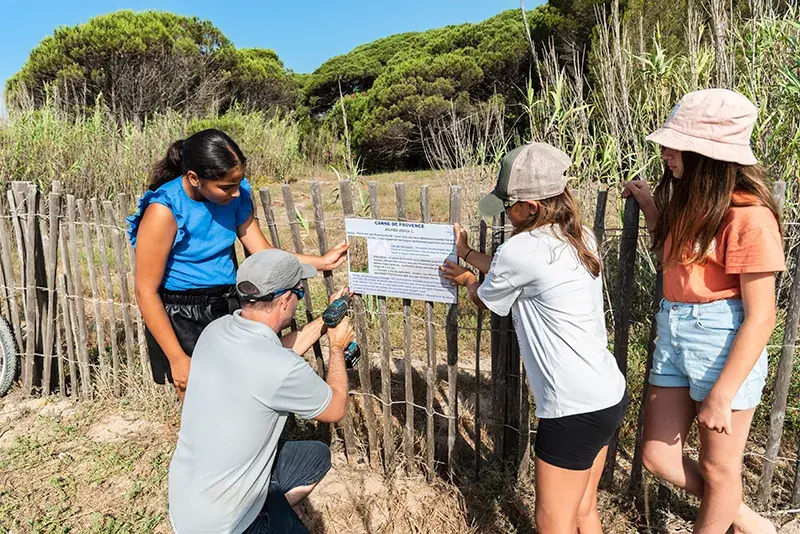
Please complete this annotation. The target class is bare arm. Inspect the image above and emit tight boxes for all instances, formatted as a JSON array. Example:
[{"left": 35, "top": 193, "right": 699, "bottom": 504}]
[
  {"left": 454, "top": 223, "right": 491, "bottom": 275},
  {"left": 440, "top": 260, "right": 487, "bottom": 310},
  {"left": 280, "top": 316, "right": 325, "bottom": 355},
  {"left": 237, "top": 214, "right": 350, "bottom": 271},
  {"left": 697, "top": 272, "right": 777, "bottom": 434},
  {"left": 314, "top": 317, "right": 354, "bottom": 423},
  {"left": 133, "top": 204, "right": 190, "bottom": 397}
]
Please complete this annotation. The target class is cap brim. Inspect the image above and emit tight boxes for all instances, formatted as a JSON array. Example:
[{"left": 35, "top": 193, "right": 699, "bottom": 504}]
[
  {"left": 478, "top": 193, "right": 505, "bottom": 218},
  {"left": 646, "top": 127, "right": 757, "bottom": 166},
  {"left": 300, "top": 263, "right": 318, "bottom": 280}
]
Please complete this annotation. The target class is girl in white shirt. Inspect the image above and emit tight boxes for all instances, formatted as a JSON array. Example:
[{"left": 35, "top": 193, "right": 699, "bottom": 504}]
[{"left": 442, "top": 142, "right": 626, "bottom": 534}]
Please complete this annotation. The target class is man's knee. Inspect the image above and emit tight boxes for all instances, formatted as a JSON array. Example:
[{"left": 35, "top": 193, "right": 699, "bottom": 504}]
[{"left": 306, "top": 441, "right": 332, "bottom": 481}]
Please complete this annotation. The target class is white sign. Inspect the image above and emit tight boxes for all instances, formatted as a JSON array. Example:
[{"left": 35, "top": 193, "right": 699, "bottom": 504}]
[{"left": 345, "top": 218, "right": 457, "bottom": 304}]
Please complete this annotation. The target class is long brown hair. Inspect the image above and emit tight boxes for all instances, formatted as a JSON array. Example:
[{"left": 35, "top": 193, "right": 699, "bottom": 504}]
[
  {"left": 511, "top": 188, "right": 601, "bottom": 277},
  {"left": 652, "top": 151, "right": 782, "bottom": 269}
]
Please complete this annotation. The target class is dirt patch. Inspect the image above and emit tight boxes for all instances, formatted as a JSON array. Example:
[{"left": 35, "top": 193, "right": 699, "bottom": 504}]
[
  {"left": 305, "top": 465, "right": 474, "bottom": 533},
  {"left": 88, "top": 413, "right": 166, "bottom": 443}
]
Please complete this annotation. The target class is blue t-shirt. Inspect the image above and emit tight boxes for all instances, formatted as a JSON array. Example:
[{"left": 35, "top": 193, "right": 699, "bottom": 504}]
[{"left": 127, "top": 176, "right": 254, "bottom": 291}]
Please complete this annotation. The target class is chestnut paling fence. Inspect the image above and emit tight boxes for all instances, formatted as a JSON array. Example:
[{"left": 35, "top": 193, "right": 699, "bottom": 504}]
[{"left": 1, "top": 178, "right": 800, "bottom": 513}]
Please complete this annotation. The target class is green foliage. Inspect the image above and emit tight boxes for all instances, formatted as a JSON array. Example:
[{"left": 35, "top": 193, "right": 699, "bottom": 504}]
[
  {"left": 6, "top": 10, "right": 301, "bottom": 119},
  {"left": 308, "top": 7, "right": 578, "bottom": 170},
  {"left": 6, "top": 11, "right": 235, "bottom": 117},
  {"left": 229, "top": 48, "right": 303, "bottom": 112}
]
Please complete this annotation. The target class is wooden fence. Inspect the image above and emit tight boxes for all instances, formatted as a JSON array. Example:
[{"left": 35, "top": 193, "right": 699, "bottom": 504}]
[{"left": 1, "top": 178, "right": 800, "bottom": 509}]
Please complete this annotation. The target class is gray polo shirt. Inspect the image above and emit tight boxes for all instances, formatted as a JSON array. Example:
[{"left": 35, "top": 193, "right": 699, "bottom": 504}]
[{"left": 168, "top": 311, "right": 332, "bottom": 534}]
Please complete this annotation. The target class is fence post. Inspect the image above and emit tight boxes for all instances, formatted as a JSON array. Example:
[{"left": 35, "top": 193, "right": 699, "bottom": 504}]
[
  {"left": 395, "top": 182, "right": 416, "bottom": 473},
  {"left": 761, "top": 227, "right": 800, "bottom": 504},
  {"left": 420, "top": 185, "right": 438, "bottom": 479},
  {"left": 310, "top": 181, "right": 358, "bottom": 464},
  {"left": 103, "top": 201, "right": 136, "bottom": 391},
  {"left": 0, "top": 192, "right": 23, "bottom": 353},
  {"left": 77, "top": 199, "right": 107, "bottom": 376},
  {"left": 41, "top": 186, "right": 61, "bottom": 394},
  {"left": 118, "top": 194, "right": 148, "bottom": 385},
  {"left": 22, "top": 184, "right": 39, "bottom": 394},
  {"left": 491, "top": 215, "right": 507, "bottom": 462},
  {"left": 368, "top": 181, "right": 395, "bottom": 472},
  {"left": 475, "top": 220, "right": 487, "bottom": 478},
  {"left": 58, "top": 232, "right": 79, "bottom": 397},
  {"left": 602, "top": 188, "right": 641, "bottom": 486},
  {"left": 281, "top": 185, "right": 326, "bottom": 378},
  {"left": 66, "top": 195, "right": 93, "bottom": 397},
  {"left": 446, "top": 186, "right": 462, "bottom": 479},
  {"left": 629, "top": 271, "right": 663, "bottom": 498},
  {"left": 594, "top": 188, "right": 609, "bottom": 247},
  {"left": 92, "top": 199, "right": 121, "bottom": 394},
  {"left": 340, "top": 179, "right": 381, "bottom": 469}
]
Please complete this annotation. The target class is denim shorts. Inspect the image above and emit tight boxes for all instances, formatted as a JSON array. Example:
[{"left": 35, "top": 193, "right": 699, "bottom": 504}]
[
  {"left": 242, "top": 440, "right": 332, "bottom": 534},
  {"left": 650, "top": 298, "right": 768, "bottom": 410}
]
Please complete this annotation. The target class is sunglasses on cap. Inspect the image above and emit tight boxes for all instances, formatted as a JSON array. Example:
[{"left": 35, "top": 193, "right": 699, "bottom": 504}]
[{"left": 502, "top": 199, "right": 517, "bottom": 210}]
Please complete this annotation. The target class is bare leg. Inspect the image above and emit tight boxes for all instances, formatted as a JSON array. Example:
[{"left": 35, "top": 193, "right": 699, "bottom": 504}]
[
  {"left": 285, "top": 482, "right": 320, "bottom": 507},
  {"left": 535, "top": 457, "right": 592, "bottom": 534},
  {"left": 577, "top": 445, "right": 608, "bottom": 534},
  {"left": 641, "top": 387, "right": 773, "bottom": 533},
  {"left": 695, "top": 407, "right": 770, "bottom": 534}
]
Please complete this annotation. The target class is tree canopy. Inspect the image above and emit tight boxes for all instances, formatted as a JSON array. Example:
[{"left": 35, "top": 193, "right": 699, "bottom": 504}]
[{"left": 5, "top": 11, "right": 298, "bottom": 117}]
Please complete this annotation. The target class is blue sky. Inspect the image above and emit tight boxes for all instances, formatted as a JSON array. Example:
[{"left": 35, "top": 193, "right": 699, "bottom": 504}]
[{"left": 0, "top": 0, "right": 541, "bottom": 112}]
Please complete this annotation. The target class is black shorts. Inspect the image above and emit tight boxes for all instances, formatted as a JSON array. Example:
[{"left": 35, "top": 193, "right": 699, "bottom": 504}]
[
  {"left": 144, "top": 285, "right": 240, "bottom": 384},
  {"left": 534, "top": 390, "right": 629, "bottom": 471}
]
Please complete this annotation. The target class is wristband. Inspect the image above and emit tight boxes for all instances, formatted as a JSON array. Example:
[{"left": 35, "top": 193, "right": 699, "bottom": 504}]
[{"left": 464, "top": 248, "right": 474, "bottom": 263}]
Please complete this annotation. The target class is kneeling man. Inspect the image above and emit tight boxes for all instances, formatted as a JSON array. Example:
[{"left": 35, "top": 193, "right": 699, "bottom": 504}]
[{"left": 168, "top": 249, "right": 354, "bottom": 534}]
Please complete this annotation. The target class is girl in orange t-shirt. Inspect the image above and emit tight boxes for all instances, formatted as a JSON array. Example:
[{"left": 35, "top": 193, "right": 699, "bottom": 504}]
[{"left": 624, "top": 89, "right": 784, "bottom": 533}]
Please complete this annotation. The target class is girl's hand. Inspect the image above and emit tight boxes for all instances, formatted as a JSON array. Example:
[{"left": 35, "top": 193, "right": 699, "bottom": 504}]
[
  {"left": 697, "top": 393, "right": 732, "bottom": 435},
  {"left": 454, "top": 223, "right": 470, "bottom": 260},
  {"left": 321, "top": 241, "right": 349, "bottom": 271},
  {"left": 170, "top": 353, "right": 192, "bottom": 400},
  {"left": 622, "top": 180, "right": 654, "bottom": 204},
  {"left": 440, "top": 259, "right": 477, "bottom": 287}
]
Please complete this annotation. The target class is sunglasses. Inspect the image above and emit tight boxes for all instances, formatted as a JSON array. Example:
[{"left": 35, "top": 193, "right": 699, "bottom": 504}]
[{"left": 273, "top": 284, "right": 305, "bottom": 301}]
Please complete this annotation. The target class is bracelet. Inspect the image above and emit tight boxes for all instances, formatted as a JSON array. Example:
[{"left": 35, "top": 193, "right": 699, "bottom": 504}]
[{"left": 464, "top": 248, "right": 474, "bottom": 263}]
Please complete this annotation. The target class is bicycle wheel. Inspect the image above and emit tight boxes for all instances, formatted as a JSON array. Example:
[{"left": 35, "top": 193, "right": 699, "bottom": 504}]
[{"left": 0, "top": 316, "right": 18, "bottom": 396}]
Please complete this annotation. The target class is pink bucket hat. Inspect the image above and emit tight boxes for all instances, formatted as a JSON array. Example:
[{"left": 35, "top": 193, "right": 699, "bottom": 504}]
[{"left": 646, "top": 88, "right": 758, "bottom": 165}]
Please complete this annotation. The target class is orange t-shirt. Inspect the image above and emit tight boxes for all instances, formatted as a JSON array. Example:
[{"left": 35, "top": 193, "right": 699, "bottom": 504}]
[{"left": 663, "top": 199, "right": 785, "bottom": 303}]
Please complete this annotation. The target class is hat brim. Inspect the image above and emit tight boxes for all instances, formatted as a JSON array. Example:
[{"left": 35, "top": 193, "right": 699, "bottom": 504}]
[
  {"left": 300, "top": 263, "right": 318, "bottom": 280},
  {"left": 478, "top": 193, "right": 505, "bottom": 217},
  {"left": 646, "top": 127, "right": 757, "bottom": 166}
]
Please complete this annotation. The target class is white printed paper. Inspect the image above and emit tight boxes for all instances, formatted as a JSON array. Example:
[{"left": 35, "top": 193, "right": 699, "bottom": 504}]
[{"left": 345, "top": 218, "right": 457, "bottom": 304}]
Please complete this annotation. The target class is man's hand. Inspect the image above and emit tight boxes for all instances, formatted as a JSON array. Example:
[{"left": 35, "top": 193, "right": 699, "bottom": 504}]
[
  {"left": 454, "top": 223, "right": 471, "bottom": 260},
  {"left": 329, "top": 286, "right": 352, "bottom": 304},
  {"left": 169, "top": 353, "right": 191, "bottom": 401},
  {"left": 697, "top": 392, "right": 733, "bottom": 435},
  {"left": 440, "top": 259, "right": 478, "bottom": 287},
  {"left": 320, "top": 242, "right": 349, "bottom": 271},
  {"left": 328, "top": 316, "right": 354, "bottom": 351}
]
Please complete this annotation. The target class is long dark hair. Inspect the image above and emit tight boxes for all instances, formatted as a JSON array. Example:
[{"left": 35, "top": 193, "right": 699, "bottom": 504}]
[
  {"left": 511, "top": 188, "right": 602, "bottom": 277},
  {"left": 652, "top": 151, "right": 782, "bottom": 269},
  {"left": 149, "top": 129, "right": 247, "bottom": 191}
]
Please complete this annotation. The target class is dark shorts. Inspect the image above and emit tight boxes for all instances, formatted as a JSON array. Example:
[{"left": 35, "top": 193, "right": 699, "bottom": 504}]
[
  {"left": 144, "top": 285, "right": 239, "bottom": 384},
  {"left": 243, "top": 441, "right": 332, "bottom": 534},
  {"left": 534, "top": 390, "right": 628, "bottom": 471}
]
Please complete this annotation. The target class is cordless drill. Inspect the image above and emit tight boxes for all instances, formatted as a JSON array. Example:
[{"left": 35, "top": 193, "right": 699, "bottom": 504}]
[{"left": 322, "top": 295, "right": 361, "bottom": 369}]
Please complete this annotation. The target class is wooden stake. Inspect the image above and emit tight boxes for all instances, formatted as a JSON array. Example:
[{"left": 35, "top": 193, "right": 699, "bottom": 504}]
[{"left": 396, "top": 182, "right": 416, "bottom": 473}]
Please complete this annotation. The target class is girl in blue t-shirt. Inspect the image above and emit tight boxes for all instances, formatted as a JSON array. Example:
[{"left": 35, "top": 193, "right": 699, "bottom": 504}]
[{"left": 129, "top": 129, "right": 348, "bottom": 398}]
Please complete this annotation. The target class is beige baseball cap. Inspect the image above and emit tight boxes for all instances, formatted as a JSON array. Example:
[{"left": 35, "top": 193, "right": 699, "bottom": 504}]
[
  {"left": 646, "top": 88, "right": 758, "bottom": 165},
  {"left": 478, "top": 142, "right": 572, "bottom": 217}
]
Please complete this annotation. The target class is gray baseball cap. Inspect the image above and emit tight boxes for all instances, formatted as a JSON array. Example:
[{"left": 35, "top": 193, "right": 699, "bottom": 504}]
[
  {"left": 478, "top": 142, "right": 572, "bottom": 217},
  {"left": 236, "top": 249, "right": 317, "bottom": 300}
]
